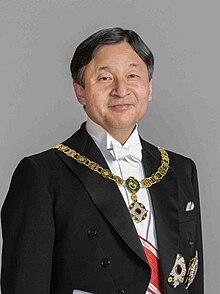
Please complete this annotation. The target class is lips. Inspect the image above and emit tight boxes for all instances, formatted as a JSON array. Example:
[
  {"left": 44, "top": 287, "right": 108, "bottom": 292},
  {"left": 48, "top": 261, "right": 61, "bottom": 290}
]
[
  {"left": 108, "top": 100, "right": 134, "bottom": 106},
  {"left": 108, "top": 103, "right": 133, "bottom": 110}
]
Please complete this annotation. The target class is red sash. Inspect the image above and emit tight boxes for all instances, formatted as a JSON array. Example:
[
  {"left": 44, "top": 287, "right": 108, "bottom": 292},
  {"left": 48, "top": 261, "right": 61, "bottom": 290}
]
[{"left": 139, "top": 235, "right": 164, "bottom": 294}]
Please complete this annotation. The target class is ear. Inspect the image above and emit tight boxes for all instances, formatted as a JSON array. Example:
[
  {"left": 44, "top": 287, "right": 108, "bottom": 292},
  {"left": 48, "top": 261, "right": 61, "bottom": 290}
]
[
  {"left": 73, "top": 82, "right": 86, "bottom": 105},
  {"left": 148, "top": 79, "right": 153, "bottom": 101}
]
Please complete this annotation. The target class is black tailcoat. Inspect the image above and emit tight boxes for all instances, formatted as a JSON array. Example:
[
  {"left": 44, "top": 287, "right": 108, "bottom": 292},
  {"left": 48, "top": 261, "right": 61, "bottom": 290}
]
[{"left": 1, "top": 123, "right": 203, "bottom": 294}]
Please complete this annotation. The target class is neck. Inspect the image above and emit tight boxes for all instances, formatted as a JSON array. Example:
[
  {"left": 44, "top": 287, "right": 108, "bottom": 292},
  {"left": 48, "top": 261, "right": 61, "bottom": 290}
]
[
  {"left": 86, "top": 117, "right": 137, "bottom": 145},
  {"left": 106, "top": 127, "right": 135, "bottom": 145}
]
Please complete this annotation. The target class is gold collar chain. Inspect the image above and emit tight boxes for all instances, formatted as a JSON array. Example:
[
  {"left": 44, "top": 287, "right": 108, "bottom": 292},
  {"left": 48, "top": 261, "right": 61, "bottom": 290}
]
[{"left": 54, "top": 143, "right": 170, "bottom": 223}]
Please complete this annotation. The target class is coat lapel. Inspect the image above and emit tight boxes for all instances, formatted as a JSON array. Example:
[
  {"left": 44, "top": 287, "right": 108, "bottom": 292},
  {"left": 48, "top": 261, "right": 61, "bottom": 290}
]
[
  {"left": 141, "top": 139, "right": 180, "bottom": 280},
  {"left": 54, "top": 124, "right": 148, "bottom": 265},
  {"left": 54, "top": 124, "right": 180, "bottom": 278}
]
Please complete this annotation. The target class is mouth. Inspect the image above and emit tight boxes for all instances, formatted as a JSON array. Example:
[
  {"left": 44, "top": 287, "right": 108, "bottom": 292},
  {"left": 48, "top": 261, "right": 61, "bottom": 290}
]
[{"left": 108, "top": 103, "right": 133, "bottom": 111}]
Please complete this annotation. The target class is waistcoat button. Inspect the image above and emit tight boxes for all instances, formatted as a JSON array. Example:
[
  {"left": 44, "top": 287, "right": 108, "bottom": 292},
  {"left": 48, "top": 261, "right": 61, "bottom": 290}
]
[
  {"left": 100, "top": 258, "right": 111, "bottom": 267},
  {"left": 189, "top": 240, "right": 194, "bottom": 247},
  {"left": 115, "top": 289, "right": 125, "bottom": 294},
  {"left": 87, "top": 228, "right": 97, "bottom": 237}
]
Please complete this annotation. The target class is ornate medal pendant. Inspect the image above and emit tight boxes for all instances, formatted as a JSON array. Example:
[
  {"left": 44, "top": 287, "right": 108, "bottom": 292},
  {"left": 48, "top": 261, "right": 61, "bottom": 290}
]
[
  {"left": 125, "top": 177, "right": 148, "bottom": 223},
  {"left": 168, "top": 253, "right": 187, "bottom": 288},
  {"left": 185, "top": 251, "right": 199, "bottom": 289},
  {"left": 129, "top": 200, "right": 148, "bottom": 223}
]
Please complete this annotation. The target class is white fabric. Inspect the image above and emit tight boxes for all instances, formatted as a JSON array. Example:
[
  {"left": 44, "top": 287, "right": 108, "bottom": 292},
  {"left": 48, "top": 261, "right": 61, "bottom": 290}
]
[
  {"left": 110, "top": 140, "right": 142, "bottom": 167},
  {"left": 72, "top": 290, "right": 92, "bottom": 294},
  {"left": 86, "top": 117, "right": 158, "bottom": 247},
  {"left": 186, "top": 201, "right": 195, "bottom": 211},
  {"left": 147, "top": 283, "right": 162, "bottom": 294},
  {"left": 139, "top": 236, "right": 159, "bottom": 259}
]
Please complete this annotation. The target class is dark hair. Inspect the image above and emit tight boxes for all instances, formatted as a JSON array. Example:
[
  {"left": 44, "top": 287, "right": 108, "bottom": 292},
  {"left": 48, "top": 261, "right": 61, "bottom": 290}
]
[{"left": 70, "top": 27, "right": 154, "bottom": 87}]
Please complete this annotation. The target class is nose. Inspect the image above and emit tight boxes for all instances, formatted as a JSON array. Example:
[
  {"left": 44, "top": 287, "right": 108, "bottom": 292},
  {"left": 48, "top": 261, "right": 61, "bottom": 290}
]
[{"left": 111, "top": 78, "right": 130, "bottom": 98}]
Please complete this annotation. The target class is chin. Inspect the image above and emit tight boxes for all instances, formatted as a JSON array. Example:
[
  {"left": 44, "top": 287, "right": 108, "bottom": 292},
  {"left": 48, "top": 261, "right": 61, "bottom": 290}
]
[{"left": 110, "top": 121, "right": 136, "bottom": 130}]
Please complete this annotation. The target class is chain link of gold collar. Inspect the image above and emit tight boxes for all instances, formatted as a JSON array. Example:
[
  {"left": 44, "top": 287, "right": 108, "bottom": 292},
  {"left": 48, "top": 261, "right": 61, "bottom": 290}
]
[{"left": 54, "top": 143, "right": 170, "bottom": 188}]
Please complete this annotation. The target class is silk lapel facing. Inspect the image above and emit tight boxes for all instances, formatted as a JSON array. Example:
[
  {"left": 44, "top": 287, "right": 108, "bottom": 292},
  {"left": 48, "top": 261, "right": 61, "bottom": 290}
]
[
  {"left": 141, "top": 138, "right": 179, "bottom": 280},
  {"left": 55, "top": 124, "right": 148, "bottom": 265}
]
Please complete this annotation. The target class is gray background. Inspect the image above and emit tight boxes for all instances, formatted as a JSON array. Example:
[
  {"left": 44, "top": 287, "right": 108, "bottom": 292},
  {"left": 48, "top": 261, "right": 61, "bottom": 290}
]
[{"left": 1, "top": 0, "right": 219, "bottom": 292}]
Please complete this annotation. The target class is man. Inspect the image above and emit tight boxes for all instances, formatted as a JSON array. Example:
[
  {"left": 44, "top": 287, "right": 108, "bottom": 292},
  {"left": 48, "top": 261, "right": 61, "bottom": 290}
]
[{"left": 1, "top": 28, "right": 203, "bottom": 294}]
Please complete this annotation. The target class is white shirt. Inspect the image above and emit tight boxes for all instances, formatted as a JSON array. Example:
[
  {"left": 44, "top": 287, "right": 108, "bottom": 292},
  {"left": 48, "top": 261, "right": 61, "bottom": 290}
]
[{"left": 86, "top": 117, "right": 158, "bottom": 248}]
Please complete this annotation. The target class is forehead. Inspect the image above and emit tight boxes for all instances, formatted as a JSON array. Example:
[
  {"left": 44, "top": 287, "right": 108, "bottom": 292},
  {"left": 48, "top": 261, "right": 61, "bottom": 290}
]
[{"left": 88, "top": 41, "right": 146, "bottom": 69}]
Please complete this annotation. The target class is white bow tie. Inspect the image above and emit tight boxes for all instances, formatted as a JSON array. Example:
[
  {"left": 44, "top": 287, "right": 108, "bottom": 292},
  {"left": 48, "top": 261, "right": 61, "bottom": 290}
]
[{"left": 110, "top": 142, "right": 142, "bottom": 167}]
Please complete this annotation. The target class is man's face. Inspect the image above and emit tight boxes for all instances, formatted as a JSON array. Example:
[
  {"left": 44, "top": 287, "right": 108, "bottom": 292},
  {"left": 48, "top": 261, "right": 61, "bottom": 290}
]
[{"left": 74, "top": 41, "right": 152, "bottom": 139}]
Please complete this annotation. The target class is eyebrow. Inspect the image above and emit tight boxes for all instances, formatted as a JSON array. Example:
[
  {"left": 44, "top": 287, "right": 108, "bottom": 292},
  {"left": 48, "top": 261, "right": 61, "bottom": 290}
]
[
  {"left": 97, "top": 66, "right": 111, "bottom": 72},
  {"left": 97, "top": 63, "right": 140, "bottom": 72},
  {"left": 129, "top": 63, "right": 139, "bottom": 67}
]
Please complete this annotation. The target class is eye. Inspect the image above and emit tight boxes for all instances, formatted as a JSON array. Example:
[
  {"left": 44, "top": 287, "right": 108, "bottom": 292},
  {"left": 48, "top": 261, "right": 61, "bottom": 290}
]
[
  {"left": 99, "top": 76, "right": 112, "bottom": 81},
  {"left": 128, "top": 74, "right": 139, "bottom": 79}
]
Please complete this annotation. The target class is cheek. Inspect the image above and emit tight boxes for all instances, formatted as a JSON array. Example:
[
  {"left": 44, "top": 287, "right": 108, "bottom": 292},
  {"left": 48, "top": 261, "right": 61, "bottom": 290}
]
[
  {"left": 142, "top": 87, "right": 152, "bottom": 101},
  {"left": 132, "top": 81, "right": 150, "bottom": 94},
  {"left": 84, "top": 93, "right": 105, "bottom": 114},
  {"left": 134, "top": 88, "right": 150, "bottom": 102},
  {"left": 87, "top": 89, "right": 109, "bottom": 107},
  {"left": 136, "top": 96, "right": 150, "bottom": 115}
]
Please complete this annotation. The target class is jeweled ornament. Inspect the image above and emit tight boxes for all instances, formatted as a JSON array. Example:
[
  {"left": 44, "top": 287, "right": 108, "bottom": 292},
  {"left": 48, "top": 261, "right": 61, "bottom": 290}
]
[
  {"left": 54, "top": 144, "right": 169, "bottom": 223},
  {"left": 185, "top": 251, "right": 199, "bottom": 289},
  {"left": 125, "top": 177, "right": 140, "bottom": 193},
  {"left": 129, "top": 201, "right": 148, "bottom": 223},
  {"left": 125, "top": 177, "right": 147, "bottom": 223},
  {"left": 168, "top": 253, "right": 187, "bottom": 288}
]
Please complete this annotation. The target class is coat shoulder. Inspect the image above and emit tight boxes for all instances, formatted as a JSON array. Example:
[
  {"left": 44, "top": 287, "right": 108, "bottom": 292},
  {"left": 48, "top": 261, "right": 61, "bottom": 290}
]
[
  {"left": 23, "top": 123, "right": 87, "bottom": 171},
  {"left": 164, "top": 147, "right": 198, "bottom": 187},
  {"left": 141, "top": 138, "right": 195, "bottom": 168},
  {"left": 141, "top": 138, "right": 196, "bottom": 179},
  {"left": 13, "top": 148, "right": 59, "bottom": 178},
  {"left": 167, "top": 149, "right": 196, "bottom": 170}
]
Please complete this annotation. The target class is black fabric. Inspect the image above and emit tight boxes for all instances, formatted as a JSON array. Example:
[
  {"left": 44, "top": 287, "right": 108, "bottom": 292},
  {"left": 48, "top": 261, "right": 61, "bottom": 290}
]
[{"left": 1, "top": 123, "right": 204, "bottom": 294}]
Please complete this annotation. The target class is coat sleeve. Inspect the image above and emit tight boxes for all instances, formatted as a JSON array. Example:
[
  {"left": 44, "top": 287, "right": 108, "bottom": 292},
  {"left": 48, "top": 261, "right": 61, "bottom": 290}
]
[
  {"left": 189, "top": 160, "right": 204, "bottom": 294},
  {"left": 1, "top": 157, "right": 55, "bottom": 294}
]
